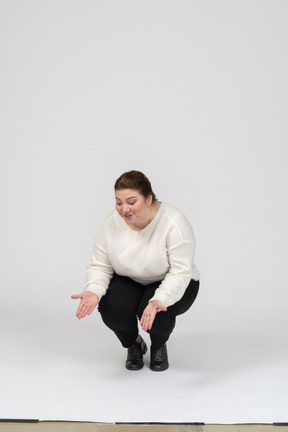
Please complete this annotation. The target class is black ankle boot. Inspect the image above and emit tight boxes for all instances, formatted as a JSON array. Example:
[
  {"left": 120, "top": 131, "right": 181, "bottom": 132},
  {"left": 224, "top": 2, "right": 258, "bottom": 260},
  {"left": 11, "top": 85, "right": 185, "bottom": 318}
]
[
  {"left": 150, "top": 344, "right": 169, "bottom": 371},
  {"left": 126, "top": 336, "right": 147, "bottom": 370}
]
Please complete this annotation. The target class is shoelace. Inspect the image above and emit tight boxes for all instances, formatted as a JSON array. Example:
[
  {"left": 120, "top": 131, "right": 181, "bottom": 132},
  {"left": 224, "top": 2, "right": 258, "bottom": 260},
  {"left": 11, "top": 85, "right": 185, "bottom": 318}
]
[
  {"left": 128, "top": 342, "right": 142, "bottom": 358},
  {"left": 152, "top": 345, "right": 166, "bottom": 361}
]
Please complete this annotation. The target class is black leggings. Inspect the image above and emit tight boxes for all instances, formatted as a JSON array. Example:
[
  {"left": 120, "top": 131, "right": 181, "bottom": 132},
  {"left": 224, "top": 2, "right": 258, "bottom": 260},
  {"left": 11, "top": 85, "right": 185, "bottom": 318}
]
[{"left": 98, "top": 274, "right": 199, "bottom": 350}]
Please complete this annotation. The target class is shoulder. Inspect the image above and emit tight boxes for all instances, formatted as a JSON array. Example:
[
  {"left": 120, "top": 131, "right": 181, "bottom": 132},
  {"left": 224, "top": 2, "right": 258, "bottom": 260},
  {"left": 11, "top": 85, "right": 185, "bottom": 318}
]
[
  {"left": 161, "top": 203, "right": 191, "bottom": 225},
  {"left": 95, "top": 210, "right": 121, "bottom": 236},
  {"left": 103, "top": 210, "right": 117, "bottom": 224},
  {"left": 101, "top": 210, "right": 123, "bottom": 230},
  {"left": 160, "top": 203, "right": 195, "bottom": 239}
]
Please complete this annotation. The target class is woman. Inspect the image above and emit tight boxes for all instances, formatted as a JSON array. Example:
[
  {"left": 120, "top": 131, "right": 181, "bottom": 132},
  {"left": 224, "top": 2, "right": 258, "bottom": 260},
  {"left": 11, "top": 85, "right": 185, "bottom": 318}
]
[{"left": 72, "top": 170, "right": 200, "bottom": 372}]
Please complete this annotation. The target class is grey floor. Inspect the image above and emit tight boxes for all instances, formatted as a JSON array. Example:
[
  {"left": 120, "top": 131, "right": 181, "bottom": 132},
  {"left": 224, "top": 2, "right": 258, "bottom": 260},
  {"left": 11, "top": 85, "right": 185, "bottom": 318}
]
[{"left": 1, "top": 306, "right": 287, "bottom": 424}]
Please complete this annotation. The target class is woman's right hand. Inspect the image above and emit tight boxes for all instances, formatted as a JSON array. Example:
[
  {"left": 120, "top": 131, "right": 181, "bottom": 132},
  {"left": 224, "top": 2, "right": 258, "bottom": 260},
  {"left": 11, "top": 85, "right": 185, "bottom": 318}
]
[{"left": 71, "top": 291, "right": 99, "bottom": 319}]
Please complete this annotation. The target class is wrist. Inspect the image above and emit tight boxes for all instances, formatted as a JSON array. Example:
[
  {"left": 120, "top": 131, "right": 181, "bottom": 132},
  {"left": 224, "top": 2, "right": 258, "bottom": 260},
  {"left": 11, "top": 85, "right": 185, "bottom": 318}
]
[{"left": 149, "top": 300, "right": 161, "bottom": 307}]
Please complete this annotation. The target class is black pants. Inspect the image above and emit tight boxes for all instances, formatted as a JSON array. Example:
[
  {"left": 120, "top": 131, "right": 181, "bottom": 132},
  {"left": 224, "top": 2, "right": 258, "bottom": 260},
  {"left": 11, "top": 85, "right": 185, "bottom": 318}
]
[{"left": 98, "top": 274, "right": 199, "bottom": 350}]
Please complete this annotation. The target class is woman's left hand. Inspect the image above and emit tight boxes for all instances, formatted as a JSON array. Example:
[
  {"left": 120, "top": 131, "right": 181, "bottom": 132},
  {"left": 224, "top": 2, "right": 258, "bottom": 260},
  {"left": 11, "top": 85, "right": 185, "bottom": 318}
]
[{"left": 140, "top": 300, "right": 167, "bottom": 332}]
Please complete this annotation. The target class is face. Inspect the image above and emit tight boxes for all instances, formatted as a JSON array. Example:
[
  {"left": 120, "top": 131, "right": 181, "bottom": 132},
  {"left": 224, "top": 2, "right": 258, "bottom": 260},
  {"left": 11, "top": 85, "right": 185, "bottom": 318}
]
[{"left": 115, "top": 189, "right": 152, "bottom": 229}]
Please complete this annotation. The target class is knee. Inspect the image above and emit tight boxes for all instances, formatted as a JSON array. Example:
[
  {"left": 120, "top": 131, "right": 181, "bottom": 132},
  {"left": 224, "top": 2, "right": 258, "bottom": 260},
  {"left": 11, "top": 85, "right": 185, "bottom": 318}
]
[
  {"left": 99, "top": 297, "right": 137, "bottom": 325},
  {"left": 150, "top": 311, "right": 176, "bottom": 333}
]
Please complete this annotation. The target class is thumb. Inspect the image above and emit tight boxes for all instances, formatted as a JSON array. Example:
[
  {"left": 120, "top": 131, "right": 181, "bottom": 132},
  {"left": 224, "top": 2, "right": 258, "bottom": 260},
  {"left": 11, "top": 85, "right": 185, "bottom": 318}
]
[
  {"left": 159, "top": 304, "right": 167, "bottom": 312},
  {"left": 71, "top": 293, "right": 83, "bottom": 299}
]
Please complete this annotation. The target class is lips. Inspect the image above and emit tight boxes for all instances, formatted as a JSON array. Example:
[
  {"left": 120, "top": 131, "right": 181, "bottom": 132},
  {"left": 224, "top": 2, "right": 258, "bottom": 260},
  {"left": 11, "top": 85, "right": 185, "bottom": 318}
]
[{"left": 123, "top": 213, "right": 133, "bottom": 221}]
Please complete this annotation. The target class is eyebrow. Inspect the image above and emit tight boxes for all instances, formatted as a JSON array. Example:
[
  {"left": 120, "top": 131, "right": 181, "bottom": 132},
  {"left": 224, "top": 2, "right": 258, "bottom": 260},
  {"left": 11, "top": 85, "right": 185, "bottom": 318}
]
[{"left": 115, "top": 196, "right": 137, "bottom": 200}]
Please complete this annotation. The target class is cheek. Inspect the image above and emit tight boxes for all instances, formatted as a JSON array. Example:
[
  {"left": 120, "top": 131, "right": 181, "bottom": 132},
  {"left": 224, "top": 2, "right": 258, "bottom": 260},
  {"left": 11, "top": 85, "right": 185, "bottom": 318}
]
[{"left": 134, "top": 204, "right": 143, "bottom": 214}]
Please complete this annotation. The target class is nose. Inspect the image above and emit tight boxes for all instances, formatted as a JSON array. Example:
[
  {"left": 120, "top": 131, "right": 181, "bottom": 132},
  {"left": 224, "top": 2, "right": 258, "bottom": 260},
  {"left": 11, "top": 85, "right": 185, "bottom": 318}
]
[{"left": 123, "top": 204, "right": 130, "bottom": 213}]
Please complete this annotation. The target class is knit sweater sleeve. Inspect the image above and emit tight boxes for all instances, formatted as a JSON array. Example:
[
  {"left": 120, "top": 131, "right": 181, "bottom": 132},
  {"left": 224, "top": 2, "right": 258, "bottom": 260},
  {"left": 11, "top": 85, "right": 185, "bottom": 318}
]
[
  {"left": 84, "top": 222, "right": 114, "bottom": 300},
  {"left": 149, "top": 212, "right": 198, "bottom": 308}
]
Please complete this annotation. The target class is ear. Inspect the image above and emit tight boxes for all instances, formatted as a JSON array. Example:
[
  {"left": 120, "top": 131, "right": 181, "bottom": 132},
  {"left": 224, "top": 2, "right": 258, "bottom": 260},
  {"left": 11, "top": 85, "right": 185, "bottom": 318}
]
[{"left": 146, "top": 194, "right": 153, "bottom": 207}]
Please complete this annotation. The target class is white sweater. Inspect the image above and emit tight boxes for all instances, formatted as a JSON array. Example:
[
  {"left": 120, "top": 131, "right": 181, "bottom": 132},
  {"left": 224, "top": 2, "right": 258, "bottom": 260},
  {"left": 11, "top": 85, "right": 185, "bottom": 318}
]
[{"left": 85, "top": 202, "right": 200, "bottom": 308}]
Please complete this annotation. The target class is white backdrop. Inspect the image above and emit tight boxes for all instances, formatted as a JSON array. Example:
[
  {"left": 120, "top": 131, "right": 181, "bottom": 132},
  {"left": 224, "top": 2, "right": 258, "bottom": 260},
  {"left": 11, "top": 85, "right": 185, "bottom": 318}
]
[{"left": 1, "top": 0, "right": 288, "bottom": 423}]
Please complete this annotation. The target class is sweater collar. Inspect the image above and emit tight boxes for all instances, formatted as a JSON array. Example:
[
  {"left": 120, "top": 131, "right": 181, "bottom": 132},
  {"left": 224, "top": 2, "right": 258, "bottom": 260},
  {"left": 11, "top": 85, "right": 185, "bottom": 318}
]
[{"left": 116, "top": 202, "right": 166, "bottom": 236}]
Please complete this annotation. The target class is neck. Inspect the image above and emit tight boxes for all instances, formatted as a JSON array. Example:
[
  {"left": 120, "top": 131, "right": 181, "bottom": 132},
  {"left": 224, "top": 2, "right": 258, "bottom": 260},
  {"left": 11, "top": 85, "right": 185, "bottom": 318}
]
[{"left": 130, "top": 201, "right": 160, "bottom": 231}]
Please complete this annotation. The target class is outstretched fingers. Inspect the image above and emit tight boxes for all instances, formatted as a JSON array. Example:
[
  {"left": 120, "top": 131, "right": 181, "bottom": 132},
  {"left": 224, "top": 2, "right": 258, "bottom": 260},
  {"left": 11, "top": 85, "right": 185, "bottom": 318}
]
[
  {"left": 76, "top": 300, "right": 95, "bottom": 319},
  {"left": 71, "top": 291, "right": 99, "bottom": 319},
  {"left": 140, "top": 300, "right": 167, "bottom": 332},
  {"left": 140, "top": 307, "right": 157, "bottom": 332}
]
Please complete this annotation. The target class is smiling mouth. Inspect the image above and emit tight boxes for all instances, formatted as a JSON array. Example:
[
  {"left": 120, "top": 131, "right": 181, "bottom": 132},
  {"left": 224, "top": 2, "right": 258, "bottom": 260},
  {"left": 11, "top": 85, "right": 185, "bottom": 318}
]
[{"left": 123, "top": 213, "right": 133, "bottom": 220}]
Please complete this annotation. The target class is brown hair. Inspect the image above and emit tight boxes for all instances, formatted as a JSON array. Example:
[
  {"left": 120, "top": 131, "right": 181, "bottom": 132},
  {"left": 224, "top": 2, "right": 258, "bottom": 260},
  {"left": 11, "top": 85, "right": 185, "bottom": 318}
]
[{"left": 114, "top": 170, "right": 157, "bottom": 203}]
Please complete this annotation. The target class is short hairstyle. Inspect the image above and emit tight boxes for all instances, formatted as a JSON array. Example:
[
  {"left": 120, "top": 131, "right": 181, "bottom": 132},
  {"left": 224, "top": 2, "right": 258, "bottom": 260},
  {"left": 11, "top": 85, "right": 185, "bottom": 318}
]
[{"left": 114, "top": 170, "right": 157, "bottom": 203}]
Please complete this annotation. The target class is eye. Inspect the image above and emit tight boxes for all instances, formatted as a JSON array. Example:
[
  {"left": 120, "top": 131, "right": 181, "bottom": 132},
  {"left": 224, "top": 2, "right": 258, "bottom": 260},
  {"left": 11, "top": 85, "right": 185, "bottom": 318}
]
[{"left": 128, "top": 201, "right": 136, "bottom": 206}]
